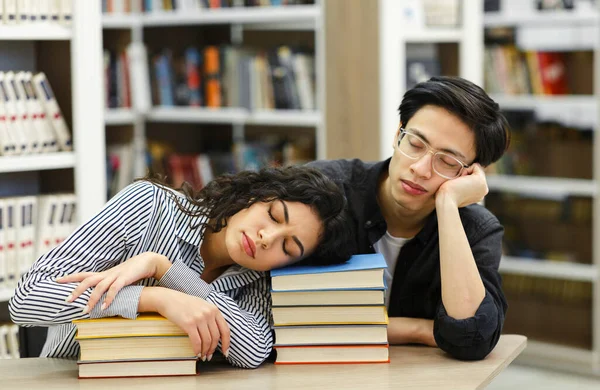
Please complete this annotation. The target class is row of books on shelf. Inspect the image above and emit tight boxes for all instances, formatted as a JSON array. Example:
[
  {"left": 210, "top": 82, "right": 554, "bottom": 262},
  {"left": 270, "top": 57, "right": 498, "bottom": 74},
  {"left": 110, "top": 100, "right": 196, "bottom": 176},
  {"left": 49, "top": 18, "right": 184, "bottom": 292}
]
[
  {"left": 502, "top": 269, "right": 593, "bottom": 350},
  {"left": 0, "top": 71, "right": 72, "bottom": 156},
  {"left": 0, "top": 0, "right": 71, "bottom": 25},
  {"left": 71, "top": 254, "right": 388, "bottom": 378},
  {"left": 107, "top": 137, "right": 313, "bottom": 199},
  {"left": 490, "top": 121, "right": 592, "bottom": 178},
  {"left": 486, "top": 192, "right": 592, "bottom": 225},
  {"left": 148, "top": 45, "right": 315, "bottom": 111},
  {"left": 502, "top": 273, "right": 592, "bottom": 304},
  {"left": 484, "top": 45, "right": 569, "bottom": 95},
  {"left": 0, "top": 323, "right": 19, "bottom": 359},
  {"left": 102, "top": 0, "right": 313, "bottom": 14},
  {"left": 0, "top": 194, "right": 76, "bottom": 290}
]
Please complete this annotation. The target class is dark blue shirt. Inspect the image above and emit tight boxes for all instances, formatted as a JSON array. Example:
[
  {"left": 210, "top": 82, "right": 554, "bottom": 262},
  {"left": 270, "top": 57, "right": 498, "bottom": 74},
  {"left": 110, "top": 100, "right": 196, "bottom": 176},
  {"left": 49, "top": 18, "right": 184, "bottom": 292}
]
[{"left": 307, "top": 158, "right": 507, "bottom": 361}]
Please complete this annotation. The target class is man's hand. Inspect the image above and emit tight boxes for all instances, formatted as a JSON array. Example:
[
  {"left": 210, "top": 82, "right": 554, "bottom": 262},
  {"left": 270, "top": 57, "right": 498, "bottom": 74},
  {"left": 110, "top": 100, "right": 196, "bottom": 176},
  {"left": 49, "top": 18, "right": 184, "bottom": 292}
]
[
  {"left": 388, "top": 317, "right": 437, "bottom": 347},
  {"left": 436, "top": 163, "right": 488, "bottom": 208}
]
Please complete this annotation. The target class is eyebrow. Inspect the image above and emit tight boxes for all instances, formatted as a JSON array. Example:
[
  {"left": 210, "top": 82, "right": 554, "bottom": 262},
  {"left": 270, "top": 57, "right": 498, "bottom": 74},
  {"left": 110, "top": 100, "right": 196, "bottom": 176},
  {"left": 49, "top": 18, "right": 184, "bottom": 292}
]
[
  {"left": 279, "top": 200, "right": 304, "bottom": 257},
  {"left": 407, "top": 127, "right": 468, "bottom": 161}
]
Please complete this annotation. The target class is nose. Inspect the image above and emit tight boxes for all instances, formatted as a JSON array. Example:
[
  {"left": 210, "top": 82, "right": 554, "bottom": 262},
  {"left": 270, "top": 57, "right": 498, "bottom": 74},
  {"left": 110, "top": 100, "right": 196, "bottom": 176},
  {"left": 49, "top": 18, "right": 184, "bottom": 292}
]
[
  {"left": 409, "top": 152, "right": 433, "bottom": 180},
  {"left": 257, "top": 227, "right": 278, "bottom": 250}
]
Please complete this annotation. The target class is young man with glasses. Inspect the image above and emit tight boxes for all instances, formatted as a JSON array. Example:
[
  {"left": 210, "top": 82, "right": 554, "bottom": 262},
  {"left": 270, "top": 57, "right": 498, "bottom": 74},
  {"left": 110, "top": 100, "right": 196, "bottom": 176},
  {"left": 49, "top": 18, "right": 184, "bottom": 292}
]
[{"left": 307, "top": 76, "right": 511, "bottom": 361}]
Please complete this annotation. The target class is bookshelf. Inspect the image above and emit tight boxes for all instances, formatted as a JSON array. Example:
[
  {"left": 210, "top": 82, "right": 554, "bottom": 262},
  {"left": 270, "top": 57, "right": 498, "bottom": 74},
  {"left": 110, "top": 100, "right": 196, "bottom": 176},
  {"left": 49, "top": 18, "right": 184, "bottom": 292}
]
[
  {"left": 483, "top": 0, "right": 600, "bottom": 376},
  {"left": 102, "top": 1, "right": 330, "bottom": 195},
  {"left": 0, "top": 4, "right": 105, "bottom": 305},
  {"left": 378, "top": 0, "right": 483, "bottom": 159}
]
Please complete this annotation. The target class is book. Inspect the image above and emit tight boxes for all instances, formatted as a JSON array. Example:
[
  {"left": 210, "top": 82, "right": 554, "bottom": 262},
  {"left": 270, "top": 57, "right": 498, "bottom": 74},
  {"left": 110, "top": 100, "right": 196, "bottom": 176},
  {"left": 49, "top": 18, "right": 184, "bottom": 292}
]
[
  {"left": 77, "top": 358, "right": 197, "bottom": 379},
  {"left": 271, "top": 288, "right": 385, "bottom": 307},
  {"left": 272, "top": 305, "right": 388, "bottom": 326},
  {"left": 73, "top": 313, "right": 186, "bottom": 339},
  {"left": 270, "top": 253, "right": 386, "bottom": 291},
  {"left": 275, "top": 344, "right": 390, "bottom": 364},
  {"left": 77, "top": 336, "right": 195, "bottom": 362},
  {"left": 274, "top": 325, "right": 388, "bottom": 346}
]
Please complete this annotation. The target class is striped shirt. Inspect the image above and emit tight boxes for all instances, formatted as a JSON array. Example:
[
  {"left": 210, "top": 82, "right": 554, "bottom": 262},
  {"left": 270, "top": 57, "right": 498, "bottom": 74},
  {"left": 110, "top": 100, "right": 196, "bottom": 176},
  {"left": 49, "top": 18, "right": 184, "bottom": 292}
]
[{"left": 9, "top": 181, "right": 273, "bottom": 369}]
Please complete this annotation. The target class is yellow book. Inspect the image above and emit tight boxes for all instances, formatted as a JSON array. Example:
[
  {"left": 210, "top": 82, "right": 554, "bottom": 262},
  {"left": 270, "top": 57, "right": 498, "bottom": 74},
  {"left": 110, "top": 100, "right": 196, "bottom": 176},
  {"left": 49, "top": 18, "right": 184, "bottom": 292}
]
[{"left": 74, "top": 313, "right": 186, "bottom": 340}]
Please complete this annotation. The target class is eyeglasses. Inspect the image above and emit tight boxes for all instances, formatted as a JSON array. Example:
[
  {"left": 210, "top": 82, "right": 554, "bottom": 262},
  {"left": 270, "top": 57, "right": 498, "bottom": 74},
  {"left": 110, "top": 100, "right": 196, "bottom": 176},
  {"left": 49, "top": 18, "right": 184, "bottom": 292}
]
[{"left": 397, "top": 128, "right": 470, "bottom": 179}]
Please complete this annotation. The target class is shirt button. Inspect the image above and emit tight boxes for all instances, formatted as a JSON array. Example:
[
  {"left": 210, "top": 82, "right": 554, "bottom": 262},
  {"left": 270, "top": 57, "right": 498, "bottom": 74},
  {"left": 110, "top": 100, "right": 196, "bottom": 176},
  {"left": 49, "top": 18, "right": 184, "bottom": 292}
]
[{"left": 365, "top": 220, "right": 372, "bottom": 227}]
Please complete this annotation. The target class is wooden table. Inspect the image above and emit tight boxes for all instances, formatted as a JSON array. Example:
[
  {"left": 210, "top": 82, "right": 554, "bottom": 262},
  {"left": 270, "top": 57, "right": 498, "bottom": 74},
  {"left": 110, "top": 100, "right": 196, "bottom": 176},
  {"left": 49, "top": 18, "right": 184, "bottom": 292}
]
[{"left": 0, "top": 334, "right": 526, "bottom": 390}]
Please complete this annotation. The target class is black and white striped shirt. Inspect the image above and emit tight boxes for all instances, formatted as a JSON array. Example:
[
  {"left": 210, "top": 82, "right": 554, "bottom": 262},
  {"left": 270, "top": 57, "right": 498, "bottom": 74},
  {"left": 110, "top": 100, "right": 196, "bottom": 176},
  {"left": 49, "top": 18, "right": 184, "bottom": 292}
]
[{"left": 9, "top": 181, "right": 273, "bottom": 369}]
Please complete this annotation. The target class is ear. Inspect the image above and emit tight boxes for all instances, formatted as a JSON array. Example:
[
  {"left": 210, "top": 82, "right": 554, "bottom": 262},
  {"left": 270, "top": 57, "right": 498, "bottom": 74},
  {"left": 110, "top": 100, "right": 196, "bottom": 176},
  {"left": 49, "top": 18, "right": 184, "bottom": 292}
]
[{"left": 393, "top": 125, "right": 402, "bottom": 149}]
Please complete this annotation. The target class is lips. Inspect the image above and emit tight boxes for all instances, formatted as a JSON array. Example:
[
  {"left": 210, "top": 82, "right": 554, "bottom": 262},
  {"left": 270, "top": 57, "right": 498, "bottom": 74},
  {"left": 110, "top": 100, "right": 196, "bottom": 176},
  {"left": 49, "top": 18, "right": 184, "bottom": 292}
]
[
  {"left": 242, "top": 233, "right": 256, "bottom": 258},
  {"left": 401, "top": 179, "right": 427, "bottom": 195}
]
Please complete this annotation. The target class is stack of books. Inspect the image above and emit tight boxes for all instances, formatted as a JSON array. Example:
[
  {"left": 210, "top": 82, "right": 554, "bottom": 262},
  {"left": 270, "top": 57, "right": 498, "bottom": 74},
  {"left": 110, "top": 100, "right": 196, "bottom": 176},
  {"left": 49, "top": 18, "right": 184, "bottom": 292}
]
[
  {"left": 73, "top": 314, "right": 197, "bottom": 379},
  {"left": 271, "top": 253, "right": 390, "bottom": 364}
]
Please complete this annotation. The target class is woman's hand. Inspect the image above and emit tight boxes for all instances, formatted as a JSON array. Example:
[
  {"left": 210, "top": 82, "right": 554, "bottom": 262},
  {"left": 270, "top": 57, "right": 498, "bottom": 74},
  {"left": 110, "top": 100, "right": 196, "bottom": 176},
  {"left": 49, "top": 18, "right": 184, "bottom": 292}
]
[
  {"left": 140, "top": 287, "right": 231, "bottom": 361},
  {"left": 57, "top": 251, "right": 171, "bottom": 313},
  {"left": 436, "top": 163, "right": 488, "bottom": 209}
]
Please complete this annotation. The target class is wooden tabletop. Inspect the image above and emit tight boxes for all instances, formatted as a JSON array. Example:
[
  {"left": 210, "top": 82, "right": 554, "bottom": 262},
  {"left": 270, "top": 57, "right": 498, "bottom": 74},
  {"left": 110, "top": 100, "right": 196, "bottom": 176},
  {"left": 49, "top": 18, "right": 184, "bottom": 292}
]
[{"left": 0, "top": 334, "right": 526, "bottom": 390}]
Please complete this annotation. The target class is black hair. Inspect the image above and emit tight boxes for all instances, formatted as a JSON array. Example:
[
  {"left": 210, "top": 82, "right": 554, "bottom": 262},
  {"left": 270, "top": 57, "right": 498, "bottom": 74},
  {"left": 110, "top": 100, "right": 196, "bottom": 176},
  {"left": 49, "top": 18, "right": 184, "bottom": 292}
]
[
  {"left": 398, "top": 76, "right": 510, "bottom": 166},
  {"left": 141, "top": 166, "right": 351, "bottom": 265}
]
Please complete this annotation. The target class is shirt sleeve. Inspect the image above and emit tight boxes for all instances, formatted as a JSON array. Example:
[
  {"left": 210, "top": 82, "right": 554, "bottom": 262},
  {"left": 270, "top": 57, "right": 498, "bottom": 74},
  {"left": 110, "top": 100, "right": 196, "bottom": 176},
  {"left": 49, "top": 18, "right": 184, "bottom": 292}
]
[
  {"left": 9, "top": 181, "right": 157, "bottom": 326},
  {"left": 433, "top": 217, "right": 508, "bottom": 361},
  {"left": 158, "top": 261, "right": 273, "bottom": 369}
]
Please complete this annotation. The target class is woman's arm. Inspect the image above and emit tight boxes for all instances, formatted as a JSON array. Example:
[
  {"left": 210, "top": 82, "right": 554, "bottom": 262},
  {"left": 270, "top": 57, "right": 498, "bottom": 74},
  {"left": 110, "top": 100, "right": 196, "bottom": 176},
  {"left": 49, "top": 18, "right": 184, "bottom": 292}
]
[
  {"left": 156, "top": 260, "right": 273, "bottom": 369},
  {"left": 8, "top": 182, "right": 157, "bottom": 326}
]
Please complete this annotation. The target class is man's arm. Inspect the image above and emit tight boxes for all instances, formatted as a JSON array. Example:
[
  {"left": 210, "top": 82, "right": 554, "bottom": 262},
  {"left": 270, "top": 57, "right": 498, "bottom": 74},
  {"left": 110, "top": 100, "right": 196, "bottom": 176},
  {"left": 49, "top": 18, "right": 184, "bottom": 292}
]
[
  {"left": 431, "top": 165, "right": 507, "bottom": 360},
  {"left": 436, "top": 191, "right": 486, "bottom": 319}
]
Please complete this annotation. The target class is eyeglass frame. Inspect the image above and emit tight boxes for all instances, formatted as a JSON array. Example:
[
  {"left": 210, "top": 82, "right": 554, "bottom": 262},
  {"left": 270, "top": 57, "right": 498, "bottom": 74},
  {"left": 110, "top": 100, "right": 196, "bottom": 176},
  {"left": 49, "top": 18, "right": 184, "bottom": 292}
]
[{"left": 396, "top": 128, "right": 471, "bottom": 179}]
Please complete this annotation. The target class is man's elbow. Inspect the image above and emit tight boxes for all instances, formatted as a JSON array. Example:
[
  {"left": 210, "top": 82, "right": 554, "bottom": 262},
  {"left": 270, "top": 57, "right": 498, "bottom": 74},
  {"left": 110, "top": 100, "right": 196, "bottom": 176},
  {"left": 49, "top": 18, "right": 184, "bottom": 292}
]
[{"left": 436, "top": 332, "right": 501, "bottom": 361}]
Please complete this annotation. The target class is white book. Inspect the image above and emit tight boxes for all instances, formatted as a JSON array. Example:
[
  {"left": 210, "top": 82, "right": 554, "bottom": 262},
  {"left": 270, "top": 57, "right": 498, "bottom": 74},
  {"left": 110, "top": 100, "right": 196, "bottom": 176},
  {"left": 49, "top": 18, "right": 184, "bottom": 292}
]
[
  {"left": 38, "top": 0, "right": 50, "bottom": 22},
  {"left": 0, "top": 72, "right": 28, "bottom": 155},
  {"left": 3, "top": 0, "right": 18, "bottom": 24},
  {"left": 16, "top": 197, "right": 37, "bottom": 276},
  {"left": 17, "top": 72, "right": 49, "bottom": 152},
  {"left": 126, "top": 43, "right": 151, "bottom": 112},
  {"left": 17, "top": 0, "right": 32, "bottom": 23},
  {"left": 10, "top": 72, "right": 41, "bottom": 153},
  {"left": 24, "top": 72, "right": 59, "bottom": 152},
  {"left": 0, "top": 326, "right": 9, "bottom": 359},
  {"left": 50, "top": 0, "right": 60, "bottom": 23},
  {"left": 30, "top": 0, "right": 39, "bottom": 22},
  {"left": 0, "top": 91, "right": 18, "bottom": 156},
  {"left": 32, "top": 72, "right": 73, "bottom": 151},
  {"left": 293, "top": 53, "right": 315, "bottom": 111},
  {"left": 0, "top": 199, "right": 7, "bottom": 289},
  {"left": 7, "top": 324, "right": 19, "bottom": 359},
  {"left": 35, "top": 194, "right": 58, "bottom": 259},
  {"left": 59, "top": 0, "right": 71, "bottom": 25},
  {"left": 57, "top": 193, "right": 76, "bottom": 242},
  {"left": 3, "top": 198, "right": 18, "bottom": 287}
]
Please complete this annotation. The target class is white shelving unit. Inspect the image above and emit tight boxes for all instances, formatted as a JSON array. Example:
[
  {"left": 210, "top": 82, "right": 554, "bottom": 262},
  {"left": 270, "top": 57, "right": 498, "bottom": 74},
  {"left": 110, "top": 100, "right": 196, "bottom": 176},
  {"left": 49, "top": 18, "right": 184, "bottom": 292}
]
[
  {"left": 0, "top": 4, "right": 106, "bottom": 305},
  {"left": 103, "top": 2, "right": 325, "bottom": 186},
  {"left": 378, "top": 0, "right": 483, "bottom": 159},
  {"left": 0, "top": 24, "right": 72, "bottom": 40},
  {"left": 0, "top": 153, "right": 76, "bottom": 173},
  {"left": 485, "top": 0, "right": 600, "bottom": 376},
  {"left": 487, "top": 175, "right": 596, "bottom": 198},
  {"left": 500, "top": 256, "right": 598, "bottom": 283}
]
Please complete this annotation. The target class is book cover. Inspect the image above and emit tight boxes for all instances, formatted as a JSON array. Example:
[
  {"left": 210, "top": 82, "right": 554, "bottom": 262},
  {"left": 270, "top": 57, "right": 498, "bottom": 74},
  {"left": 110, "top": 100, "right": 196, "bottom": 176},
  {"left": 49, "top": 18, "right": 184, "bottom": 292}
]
[
  {"left": 74, "top": 313, "right": 186, "bottom": 339},
  {"left": 271, "top": 253, "right": 386, "bottom": 291},
  {"left": 274, "top": 344, "right": 390, "bottom": 364}
]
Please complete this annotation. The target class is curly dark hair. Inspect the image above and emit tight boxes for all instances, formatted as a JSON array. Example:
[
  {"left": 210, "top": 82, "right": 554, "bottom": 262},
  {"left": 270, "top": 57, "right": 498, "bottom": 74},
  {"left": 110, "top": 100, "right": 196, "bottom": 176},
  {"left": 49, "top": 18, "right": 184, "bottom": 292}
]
[{"left": 140, "top": 166, "right": 351, "bottom": 266}]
